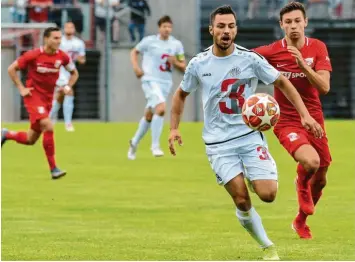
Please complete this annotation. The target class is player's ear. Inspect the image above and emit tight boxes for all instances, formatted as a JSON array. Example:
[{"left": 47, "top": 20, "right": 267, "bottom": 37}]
[
  {"left": 304, "top": 17, "right": 308, "bottom": 28},
  {"left": 209, "top": 25, "right": 213, "bottom": 36},
  {"left": 279, "top": 20, "right": 283, "bottom": 30}
]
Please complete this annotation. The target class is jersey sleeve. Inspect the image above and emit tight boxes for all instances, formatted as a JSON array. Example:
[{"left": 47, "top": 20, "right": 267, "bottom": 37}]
[
  {"left": 175, "top": 40, "right": 185, "bottom": 61},
  {"left": 62, "top": 53, "right": 76, "bottom": 72},
  {"left": 315, "top": 40, "right": 332, "bottom": 72},
  {"left": 253, "top": 54, "right": 280, "bottom": 85},
  {"left": 135, "top": 36, "right": 150, "bottom": 53},
  {"left": 78, "top": 40, "right": 86, "bottom": 57},
  {"left": 17, "top": 49, "right": 37, "bottom": 70},
  {"left": 180, "top": 57, "right": 199, "bottom": 93}
]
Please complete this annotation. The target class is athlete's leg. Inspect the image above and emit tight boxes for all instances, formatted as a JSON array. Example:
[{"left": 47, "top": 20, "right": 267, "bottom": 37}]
[
  {"left": 63, "top": 88, "right": 75, "bottom": 131},
  {"left": 151, "top": 102, "right": 165, "bottom": 154},
  {"left": 49, "top": 87, "right": 65, "bottom": 123}
]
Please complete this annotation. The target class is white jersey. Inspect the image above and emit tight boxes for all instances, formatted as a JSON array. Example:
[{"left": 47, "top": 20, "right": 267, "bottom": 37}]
[
  {"left": 57, "top": 36, "right": 86, "bottom": 85},
  {"left": 136, "top": 34, "right": 185, "bottom": 84},
  {"left": 180, "top": 44, "right": 280, "bottom": 145}
]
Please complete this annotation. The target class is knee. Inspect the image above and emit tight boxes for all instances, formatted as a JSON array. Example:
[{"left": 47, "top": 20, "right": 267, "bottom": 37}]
[
  {"left": 302, "top": 157, "right": 320, "bottom": 174},
  {"left": 27, "top": 138, "right": 37, "bottom": 145},
  {"left": 258, "top": 190, "right": 277, "bottom": 203},
  {"left": 234, "top": 195, "right": 251, "bottom": 211},
  {"left": 144, "top": 113, "right": 153, "bottom": 122},
  {"left": 155, "top": 104, "right": 166, "bottom": 116}
]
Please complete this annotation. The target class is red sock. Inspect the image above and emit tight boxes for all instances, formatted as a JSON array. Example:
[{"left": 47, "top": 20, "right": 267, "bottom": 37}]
[
  {"left": 42, "top": 131, "right": 56, "bottom": 170},
  {"left": 297, "top": 164, "right": 313, "bottom": 186},
  {"left": 312, "top": 191, "right": 323, "bottom": 206},
  {"left": 5, "top": 131, "right": 29, "bottom": 145}
]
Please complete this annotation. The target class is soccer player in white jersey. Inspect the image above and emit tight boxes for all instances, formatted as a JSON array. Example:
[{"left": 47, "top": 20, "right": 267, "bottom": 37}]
[
  {"left": 50, "top": 22, "right": 86, "bottom": 132},
  {"left": 128, "top": 15, "right": 186, "bottom": 159},
  {"left": 169, "top": 5, "right": 323, "bottom": 260}
]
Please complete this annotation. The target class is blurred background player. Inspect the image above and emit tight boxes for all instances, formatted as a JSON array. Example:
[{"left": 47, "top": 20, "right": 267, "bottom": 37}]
[
  {"left": 253, "top": 2, "right": 332, "bottom": 239},
  {"left": 127, "top": 15, "right": 186, "bottom": 160},
  {"left": 1, "top": 27, "right": 79, "bottom": 179},
  {"left": 168, "top": 5, "right": 323, "bottom": 260},
  {"left": 50, "top": 22, "right": 86, "bottom": 132}
]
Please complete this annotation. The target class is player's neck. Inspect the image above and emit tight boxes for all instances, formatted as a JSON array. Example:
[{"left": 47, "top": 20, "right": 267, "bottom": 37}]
[
  {"left": 285, "top": 36, "right": 306, "bottom": 50},
  {"left": 212, "top": 44, "right": 235, "bottom": 57},
  {"left": 43, "top": 46, "right": 57, "bottom": 55},
  {"left": 159, "top": 35, "right": 169, "bottom": 41}
]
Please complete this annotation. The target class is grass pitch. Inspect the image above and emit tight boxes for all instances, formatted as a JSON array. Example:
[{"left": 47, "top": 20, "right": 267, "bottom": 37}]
[{"left": 1, "top": 120, "right": 355, "bottom": 260}]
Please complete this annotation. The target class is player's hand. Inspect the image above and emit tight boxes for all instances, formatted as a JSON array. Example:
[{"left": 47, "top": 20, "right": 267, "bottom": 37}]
[
  {"left": 133, "top": 67, "right": 144, "bottom": 79},
  {"left": 168, "top": 129, "right": 183, "bottom": 156},
  {"left": 19, "top": 87, "right": 33, "bottom": 97},
  {"left": 63, "top": 85, "right": 72, "bottom": 95},
  {"left": 167, "top": 56, "right": 177, "bottom": 65},
  {"left": 287, "top": 46, "right": 306, "bottom": 69},
  {"left": 301, "top": 115, "right": 324, "bottom": 138}
]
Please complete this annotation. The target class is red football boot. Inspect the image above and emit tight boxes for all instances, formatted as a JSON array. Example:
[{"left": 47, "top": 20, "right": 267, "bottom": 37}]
[{"left": 292, "top": 218, "right": 313, "bottom": 239}]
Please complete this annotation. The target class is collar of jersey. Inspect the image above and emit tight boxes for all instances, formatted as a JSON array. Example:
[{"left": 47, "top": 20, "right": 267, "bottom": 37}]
[{"left": 210, "top": 44, "right": 236, "bottom": 59}]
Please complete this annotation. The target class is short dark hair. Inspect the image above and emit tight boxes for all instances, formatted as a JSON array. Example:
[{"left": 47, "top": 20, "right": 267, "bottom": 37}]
[
  {"left": 279, "top": 1, "right": 306, "bottom": 21},
  {"left": 210, "top": 5, "right": 237, "bottom": 25},
  {"left": 43, "top": 27, "right": 61, "bottom": 38},
  {"left": 158, "top": 15, "right": 173, "bottom": 27}
]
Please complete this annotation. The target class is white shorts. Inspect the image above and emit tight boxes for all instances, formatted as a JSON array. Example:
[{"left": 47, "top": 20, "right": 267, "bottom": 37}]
[
  {"left": 142, "top": 81, "right": 172, "bottom": 109},
  {"left": 206, "top": 132, "right": 278, "bottom": 185},
  {"left": 56, "top": 76, "right": 69, "bottom": 87}
]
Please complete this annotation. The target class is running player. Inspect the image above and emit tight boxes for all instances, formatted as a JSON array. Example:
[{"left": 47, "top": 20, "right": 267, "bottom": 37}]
[
  {"left": 169, "top": 5, "right": 323, "bottom": 260},
  {"left": 2, "top": 27, "right": 79, "bottom": 179},
  {"left": 50, "top": 22, "right": 86, "bottom": 132},
  {"left": 253, "top": 2, "right": 332, "bottom": 239},
  {"left": 128, "top": 15, "right": 186, "bottom": 160}
]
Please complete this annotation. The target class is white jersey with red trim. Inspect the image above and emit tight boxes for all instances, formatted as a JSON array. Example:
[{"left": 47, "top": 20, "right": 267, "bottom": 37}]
[{"left": 180, "top": 44, "right": 280, "bottom": 144}]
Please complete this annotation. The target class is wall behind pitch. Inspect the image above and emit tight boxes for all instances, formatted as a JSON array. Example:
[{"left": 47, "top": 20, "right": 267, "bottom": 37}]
[
  {"left": 144, "top": 0, "right": 200, "bottom": 57},
  {"left": 109, "top": 48, "right": 197, "bottom": 122},
  {"left": 1, "top": 47, "right": 20, "bottom": 122}
]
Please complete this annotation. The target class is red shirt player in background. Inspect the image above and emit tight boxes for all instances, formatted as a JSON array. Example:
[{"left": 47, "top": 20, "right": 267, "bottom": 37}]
[
  {"left": 254, "top": 2, "right": 332, "bottom": 239},
  {"left": 2, "top": 27, "right": 79, "bottom": 179}
]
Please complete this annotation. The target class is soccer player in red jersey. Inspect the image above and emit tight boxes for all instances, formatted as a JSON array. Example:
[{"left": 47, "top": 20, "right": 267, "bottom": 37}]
[
  {"left": 1, "top": 27, "right": 79, "bottom": 179},
  {"left": 253, "top": 2, "right": 332, "bottom": 239}
]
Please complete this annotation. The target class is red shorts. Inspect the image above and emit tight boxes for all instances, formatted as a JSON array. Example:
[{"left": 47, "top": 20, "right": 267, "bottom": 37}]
[
  {"left": 23, "top": 93, "right": 52, "bottom": 132},
  {"left": 273, "top": 125, "right": 332, "bottom": 167}
]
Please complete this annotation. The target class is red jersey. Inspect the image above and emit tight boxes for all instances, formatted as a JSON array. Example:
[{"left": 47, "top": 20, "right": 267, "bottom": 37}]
[
  {"left": 253, "top": 37, "right": 332, "bottom": 127},
  {"left": 17, "top": 47, "right": 74, "bottom": 101}
]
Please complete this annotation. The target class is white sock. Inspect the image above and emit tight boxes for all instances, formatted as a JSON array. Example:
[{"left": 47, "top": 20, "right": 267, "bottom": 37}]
[
  {"left": 151, "top": 114, "right": 164, "bottom": 149},
  {"left": 236, "top": 207, "right": 273, "bottom": 248},
  {"left": 50, "top": 100, "right": 61, "bottom": 121},
  {"left": 131, "top": 117, "right": 151, "bottom": 146}
]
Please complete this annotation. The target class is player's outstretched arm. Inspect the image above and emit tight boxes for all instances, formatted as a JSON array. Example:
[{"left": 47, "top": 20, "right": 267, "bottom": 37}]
[
  {"left": 274, "top": 74, "right": 324, "bottom": 138},
  {"left": 169, "top": 87, "right": 189, "bottom": 156},
  {"left": 130, "top": 48, "right": 144, "bottom": 78},
  {"left": 67, "top": 68, "right": 79, "bottom": 90}
]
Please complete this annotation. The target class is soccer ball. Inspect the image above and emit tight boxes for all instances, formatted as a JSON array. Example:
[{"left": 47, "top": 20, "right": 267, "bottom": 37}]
[{"left": 242, "top": 93, "right": 280, "bottom": 131}]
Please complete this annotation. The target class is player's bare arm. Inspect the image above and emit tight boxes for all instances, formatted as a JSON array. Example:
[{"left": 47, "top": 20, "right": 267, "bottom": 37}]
[
  {"left": 65, "top": 68, "right": 79, "bottom": 94},
  {"left": 7, "top": 61, "right": 33, "bottom": 97},
  {"left": 273, "top": 74, "right": 323, "bottom": 138},
  {"left": 287, "top": 46, "right": 330, "bottom": 94},
  {"left": 167, "top": 56, "right": 186, "bottom": 73},
  {"left": 169, "top": 87, "right": 189, "bottom": 156},
  {"left": 130, "top": 48, "right": 144, "bottom": 78}
]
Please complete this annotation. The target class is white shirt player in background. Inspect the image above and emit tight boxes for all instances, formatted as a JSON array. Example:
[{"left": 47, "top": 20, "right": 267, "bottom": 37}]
[
  {"left": 128, "top": 15, "right": 186, "bottom": 159},
  {"left": 49, "top": 22, "right": 86, "bottom": 132},
  {"left": 169, "top": 5, "right": 322, "bottom": 261}
]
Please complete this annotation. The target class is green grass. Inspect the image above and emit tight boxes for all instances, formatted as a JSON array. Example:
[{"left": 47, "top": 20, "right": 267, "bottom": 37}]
[{"left": 1, "top": 120, "right": 355, "bottom": 261}]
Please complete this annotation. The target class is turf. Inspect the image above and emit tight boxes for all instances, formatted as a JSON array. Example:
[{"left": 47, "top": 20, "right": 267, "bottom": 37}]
[{"left": 1, "top": 120, "right": 355, "bottom": 260}]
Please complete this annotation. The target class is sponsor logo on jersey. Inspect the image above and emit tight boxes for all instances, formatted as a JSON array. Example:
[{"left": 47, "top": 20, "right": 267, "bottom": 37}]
[
  {"left": 202, "top": 73, "right": 211, "bottom": 77},
  {"left": 279, "top": 71, "right": 307, "bottom": 79},
  {"left": 37, "top": 66, "right": 60, "bottom": 73}
]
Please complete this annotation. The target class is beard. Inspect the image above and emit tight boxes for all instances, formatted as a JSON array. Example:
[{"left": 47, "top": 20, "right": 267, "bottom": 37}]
[{"left": 216, "top": 41, "right": 233, "bottom": 51}]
